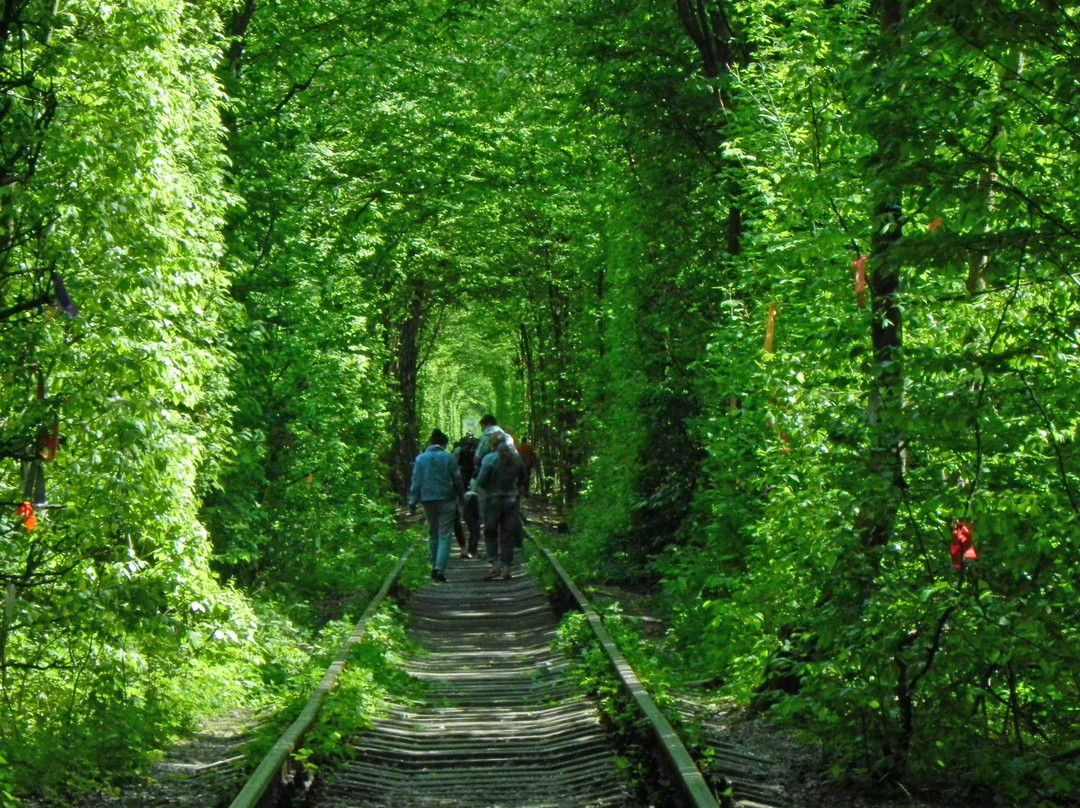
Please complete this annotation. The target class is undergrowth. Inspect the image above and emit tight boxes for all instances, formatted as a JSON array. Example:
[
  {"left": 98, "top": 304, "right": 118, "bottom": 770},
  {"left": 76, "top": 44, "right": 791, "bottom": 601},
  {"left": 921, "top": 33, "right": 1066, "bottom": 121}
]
[
  {"left": 241, "top": 542, "right": 428, "bottom": 778},
  {"left": 552, "top": 604, "right": 709, "bottom": 804},
  {"left": 293, "top": 604, "right": 424, "bottom": 774}
]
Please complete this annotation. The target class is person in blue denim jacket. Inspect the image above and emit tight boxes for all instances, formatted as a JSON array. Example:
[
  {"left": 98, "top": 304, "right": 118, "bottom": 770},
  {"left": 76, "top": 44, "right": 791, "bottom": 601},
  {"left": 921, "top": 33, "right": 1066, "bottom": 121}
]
[{"left": 408, "top": 429, "right": 465, "bottom": 582}]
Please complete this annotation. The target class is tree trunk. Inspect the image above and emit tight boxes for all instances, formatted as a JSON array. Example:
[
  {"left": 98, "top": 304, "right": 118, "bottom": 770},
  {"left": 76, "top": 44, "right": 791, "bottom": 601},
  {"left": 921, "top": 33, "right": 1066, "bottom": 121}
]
[
  {"left": 674, "top": 0, "right": 741, "bottom": 79},
  {"left": 218, "top": 0, "right": 258, "bottom": 141},
  {"left": 856, "top": 0, "right": 906, "bottom": 550},
  {"left": 387, "top": 278, "right": 426, "bottom": 495}
]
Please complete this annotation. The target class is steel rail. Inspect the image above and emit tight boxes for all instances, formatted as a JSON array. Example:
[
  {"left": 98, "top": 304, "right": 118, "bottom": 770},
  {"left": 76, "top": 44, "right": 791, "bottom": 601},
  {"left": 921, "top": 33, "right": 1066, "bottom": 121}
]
[
  {"left": 229, "top": 528, "right": 721, "bottom": 808},
  {"left": 227, "top": 541, "right": 416, "bottom": 808},
  {"left": 531, "top": 532, "right": 725, "bottom": 808}
]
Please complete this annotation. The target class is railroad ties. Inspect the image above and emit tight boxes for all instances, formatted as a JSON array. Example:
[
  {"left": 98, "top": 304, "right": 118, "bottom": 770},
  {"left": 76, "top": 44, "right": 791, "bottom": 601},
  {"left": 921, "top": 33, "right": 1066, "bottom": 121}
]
[{"left": 307, "top": 555, "right": 644, "bottom": 808}]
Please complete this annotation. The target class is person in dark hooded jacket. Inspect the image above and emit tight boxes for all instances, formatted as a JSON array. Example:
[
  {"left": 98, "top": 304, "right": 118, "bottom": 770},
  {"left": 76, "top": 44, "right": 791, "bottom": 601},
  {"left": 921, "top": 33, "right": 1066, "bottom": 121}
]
[{"left": 475, "top": 431, "right": 526, "bottom": 580}]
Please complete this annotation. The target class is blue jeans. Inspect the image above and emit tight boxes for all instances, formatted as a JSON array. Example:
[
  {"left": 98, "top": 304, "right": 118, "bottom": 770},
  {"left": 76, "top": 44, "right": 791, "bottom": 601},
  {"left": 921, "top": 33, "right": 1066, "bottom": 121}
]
[{"left": 423, "top": 500, "right": 457, "bottom": 572}]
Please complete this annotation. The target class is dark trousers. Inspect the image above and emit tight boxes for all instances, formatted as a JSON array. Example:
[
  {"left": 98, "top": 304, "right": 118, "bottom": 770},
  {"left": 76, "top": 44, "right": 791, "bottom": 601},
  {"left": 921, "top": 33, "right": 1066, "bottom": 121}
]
[
  {"left": 455, "top": 495, "right": 481, "bottom": 556},
  {"left": 453, "top": 508, "right": 466, "bottom": 549},
  {"left": 465, "top": 494, "right": 481, "bottom": 554},
  {"left": 483, "top": 495, "right": 519, "bottom": 566}
]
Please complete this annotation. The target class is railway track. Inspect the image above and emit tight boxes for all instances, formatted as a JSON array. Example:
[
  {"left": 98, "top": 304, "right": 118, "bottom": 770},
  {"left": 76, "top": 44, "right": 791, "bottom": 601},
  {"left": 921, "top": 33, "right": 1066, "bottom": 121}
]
[
  {"left": 305, "top": 558, "right": 639, "bottom": 808},
  {"left": 228, "top": 526, "right": 782, "bottom": 808}
]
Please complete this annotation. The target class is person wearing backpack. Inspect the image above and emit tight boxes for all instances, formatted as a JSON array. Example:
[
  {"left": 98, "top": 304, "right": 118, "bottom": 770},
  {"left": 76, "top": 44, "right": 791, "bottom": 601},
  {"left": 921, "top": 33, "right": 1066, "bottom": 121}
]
[{"left": 475, "top": 431, "right": 527, "bottom": 580}]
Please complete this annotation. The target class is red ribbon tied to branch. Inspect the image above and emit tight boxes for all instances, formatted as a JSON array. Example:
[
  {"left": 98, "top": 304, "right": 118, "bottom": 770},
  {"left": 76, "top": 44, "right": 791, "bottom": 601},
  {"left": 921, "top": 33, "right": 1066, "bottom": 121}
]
[
  {"left": 16, "top": 502, "right": 37, "bottom": 531},
  {"left": 950, "top": 520, "right": 977, "bottom": 568},
  {"left": 39, "top": 420, "right": 60, "bottom": 462}
]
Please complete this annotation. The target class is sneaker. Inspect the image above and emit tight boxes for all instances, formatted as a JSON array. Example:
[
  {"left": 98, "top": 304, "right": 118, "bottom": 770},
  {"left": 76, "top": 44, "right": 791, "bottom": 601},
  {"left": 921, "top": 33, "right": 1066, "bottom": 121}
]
[
  {"left": 459, "top": 550, "right": 472, "bottom": 559},
  {"left": 502, "top": 566, "right": 512, "bottom": 580},
  {"left": 432, "top": 570, "right": 448, "bottom": 583},
  {"left": 483, "top": 565, "right": 502, "bottom": 580}
]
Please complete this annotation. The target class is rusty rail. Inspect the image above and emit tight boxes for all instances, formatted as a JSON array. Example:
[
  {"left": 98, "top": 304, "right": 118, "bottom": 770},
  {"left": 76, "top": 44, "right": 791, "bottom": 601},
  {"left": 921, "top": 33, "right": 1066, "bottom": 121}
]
[
  {"left": 227, "top": 543, "right": 416, "bottom": 808},
  {"left": 531, "top": 533, "right": 724, "bottom": 808}
]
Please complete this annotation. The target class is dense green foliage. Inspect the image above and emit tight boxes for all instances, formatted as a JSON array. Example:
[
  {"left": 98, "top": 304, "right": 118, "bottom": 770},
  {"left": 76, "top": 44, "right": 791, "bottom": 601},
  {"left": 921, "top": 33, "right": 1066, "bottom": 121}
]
[
  {"left": 0, "top": 0, "right": 403, "bottom": 798},
  {"left": 565, "top": 1, "right": 1080, "bottom": 803},
  {"left": 1, "top": 0, "right": 249, "bottom": 796},
  {"left": 3, "top": 0, "right": 1080, "bottom": 805}
]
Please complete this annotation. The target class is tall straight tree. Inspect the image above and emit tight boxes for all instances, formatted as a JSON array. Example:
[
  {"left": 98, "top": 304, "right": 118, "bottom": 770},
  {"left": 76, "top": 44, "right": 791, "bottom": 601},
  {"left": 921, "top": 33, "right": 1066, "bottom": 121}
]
[{"left": 857, "top": 0, "right": 906, "bottom": 551}]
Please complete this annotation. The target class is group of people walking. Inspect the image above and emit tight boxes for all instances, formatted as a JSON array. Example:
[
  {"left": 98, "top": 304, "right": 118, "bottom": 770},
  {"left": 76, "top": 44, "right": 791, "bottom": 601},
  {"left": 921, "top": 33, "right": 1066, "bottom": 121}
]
[{"left": 407, "top": 414, "right": 532, "bottom": 583}]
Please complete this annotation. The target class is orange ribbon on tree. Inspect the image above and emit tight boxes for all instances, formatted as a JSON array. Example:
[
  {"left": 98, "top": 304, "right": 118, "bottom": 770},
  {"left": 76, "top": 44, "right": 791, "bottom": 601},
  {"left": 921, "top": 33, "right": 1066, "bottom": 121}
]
[
  {"left": 16, "top": 502, "right": 37, "bottom": 531},
  {"left": 853, "top": 256, "right": 868, "bottom": 308}
]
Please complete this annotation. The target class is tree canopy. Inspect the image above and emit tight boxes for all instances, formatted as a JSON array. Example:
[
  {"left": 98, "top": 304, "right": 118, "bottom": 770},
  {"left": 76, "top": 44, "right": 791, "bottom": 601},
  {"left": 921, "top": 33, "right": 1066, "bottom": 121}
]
[{"left": 2, "top": 0, "right": 1079, "bottom": 804}]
